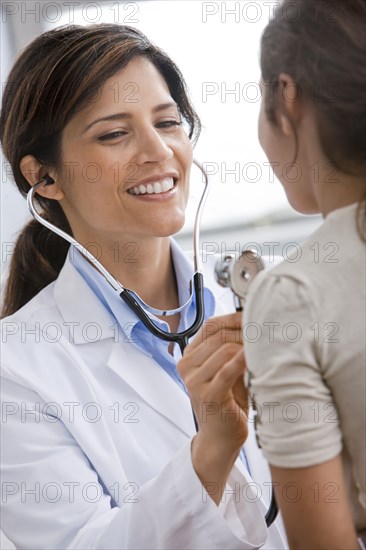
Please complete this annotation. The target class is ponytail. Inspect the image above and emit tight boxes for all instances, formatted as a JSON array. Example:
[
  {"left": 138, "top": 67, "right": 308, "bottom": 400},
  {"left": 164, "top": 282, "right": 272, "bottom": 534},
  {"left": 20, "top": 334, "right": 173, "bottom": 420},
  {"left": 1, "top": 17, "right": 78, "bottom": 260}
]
[{"left": 1, "top": 205, "right": 71, "bottom": 318}]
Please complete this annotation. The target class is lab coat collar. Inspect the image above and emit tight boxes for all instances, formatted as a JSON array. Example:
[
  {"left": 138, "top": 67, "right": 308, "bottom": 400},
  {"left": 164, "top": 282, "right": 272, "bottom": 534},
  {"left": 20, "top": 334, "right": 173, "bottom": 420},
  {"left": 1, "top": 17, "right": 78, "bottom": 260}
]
[{"left": 53, "top": 255, "right": 117, "bottom": 344}]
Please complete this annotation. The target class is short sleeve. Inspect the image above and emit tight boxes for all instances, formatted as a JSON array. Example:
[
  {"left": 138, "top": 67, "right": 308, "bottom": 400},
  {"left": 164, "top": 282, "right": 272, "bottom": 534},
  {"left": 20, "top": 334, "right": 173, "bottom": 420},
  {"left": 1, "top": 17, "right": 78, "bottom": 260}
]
[{"left": 243, "top": 271, "right": 342, "bottom": 468}]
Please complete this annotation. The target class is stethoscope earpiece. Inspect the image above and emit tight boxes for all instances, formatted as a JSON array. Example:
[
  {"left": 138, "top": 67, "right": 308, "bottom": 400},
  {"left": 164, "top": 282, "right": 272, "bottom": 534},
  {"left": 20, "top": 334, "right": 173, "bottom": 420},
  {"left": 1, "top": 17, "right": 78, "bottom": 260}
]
[{"left": 42, "top": 174, "right": 55, "bottom": 186}]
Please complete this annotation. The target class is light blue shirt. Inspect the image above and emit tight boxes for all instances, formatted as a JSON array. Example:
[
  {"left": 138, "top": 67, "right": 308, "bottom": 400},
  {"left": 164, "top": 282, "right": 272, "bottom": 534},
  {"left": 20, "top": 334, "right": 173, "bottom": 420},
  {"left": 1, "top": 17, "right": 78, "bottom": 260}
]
[{"left": 71, "top": 239, "right": 215, "bottom": 393}]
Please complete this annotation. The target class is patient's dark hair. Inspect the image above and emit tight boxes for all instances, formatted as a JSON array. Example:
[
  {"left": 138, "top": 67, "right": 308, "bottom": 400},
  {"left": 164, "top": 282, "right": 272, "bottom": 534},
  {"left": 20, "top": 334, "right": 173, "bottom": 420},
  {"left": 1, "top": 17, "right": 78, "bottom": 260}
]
[
  {"left": 0, "top": 24, "right": 201, "bottom": 317},
  {"left": 260, "top": 0, "right": 366, "bottom": 239}
]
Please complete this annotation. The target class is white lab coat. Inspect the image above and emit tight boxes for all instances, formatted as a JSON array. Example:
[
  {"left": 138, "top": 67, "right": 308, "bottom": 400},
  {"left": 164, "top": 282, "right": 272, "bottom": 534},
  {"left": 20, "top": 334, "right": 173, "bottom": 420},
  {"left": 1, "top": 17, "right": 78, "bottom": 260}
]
[{"left": 0, "top": 252, "right": 287, "bottom": 550}]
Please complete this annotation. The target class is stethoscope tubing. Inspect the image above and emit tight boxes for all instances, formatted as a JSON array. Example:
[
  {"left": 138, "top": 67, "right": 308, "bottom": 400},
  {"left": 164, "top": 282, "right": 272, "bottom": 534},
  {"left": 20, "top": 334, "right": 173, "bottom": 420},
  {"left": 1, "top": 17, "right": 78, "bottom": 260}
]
[
  {"left": 27, "top": 186, "right": 124, "bottom": 293},
  {"left": 27, "top": 160, "right": 209, "bottom": 348},
  {"left": 120, "top": 272, "right": 205, "bottom": 355}
]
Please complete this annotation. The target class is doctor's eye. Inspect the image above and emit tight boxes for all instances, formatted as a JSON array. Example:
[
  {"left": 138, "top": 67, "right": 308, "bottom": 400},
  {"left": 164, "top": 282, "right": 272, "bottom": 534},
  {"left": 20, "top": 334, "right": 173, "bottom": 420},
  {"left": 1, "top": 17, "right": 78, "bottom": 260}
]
[
  {"left": 98, "top": 131, "right": 128, "bottom": 142},
  {"left": 155, "top": 120, "right": 182, "bottom": 129}
]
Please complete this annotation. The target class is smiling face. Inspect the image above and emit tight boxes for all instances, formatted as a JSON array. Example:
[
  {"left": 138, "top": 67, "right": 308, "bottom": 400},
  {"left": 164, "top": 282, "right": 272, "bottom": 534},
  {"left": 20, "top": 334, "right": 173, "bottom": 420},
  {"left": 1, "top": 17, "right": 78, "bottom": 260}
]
[{"left": 57, "top": 56, "right": 193, "bottom": 246}]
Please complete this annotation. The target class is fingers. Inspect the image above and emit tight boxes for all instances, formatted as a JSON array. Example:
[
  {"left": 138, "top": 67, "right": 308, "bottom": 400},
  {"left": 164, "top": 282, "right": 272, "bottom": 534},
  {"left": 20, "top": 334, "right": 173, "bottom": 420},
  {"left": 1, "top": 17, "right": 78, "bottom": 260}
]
[
  {"left": 179, "top": 342, "right": 242, "bottom": 384},
  {"left": 183, "top": 332, "right": 240, "bottom": 368},
  {"left": 177, "top": 312, "right": 247, "bottom": 422},
  {"left": 207, "top": 348, "right": 246, "bottom": 398},
  {"left": 178, "top": 312, "right": 245, "bottom": 396},
  {"left": 177, "top": 315, "right": 249, "bottom": 453},
  {"left": 179, "top": 344, "right": 246, "bottom": 401},
  {"left": 185, "top": 312, "right": 243, "bottom": 356}
]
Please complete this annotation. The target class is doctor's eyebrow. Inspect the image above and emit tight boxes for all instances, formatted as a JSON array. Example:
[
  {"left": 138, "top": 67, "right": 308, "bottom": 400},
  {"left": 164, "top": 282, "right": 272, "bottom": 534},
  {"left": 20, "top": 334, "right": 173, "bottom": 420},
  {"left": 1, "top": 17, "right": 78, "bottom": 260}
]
[{"left": 83, "top": 102, "right": 179, "bottom": 134}]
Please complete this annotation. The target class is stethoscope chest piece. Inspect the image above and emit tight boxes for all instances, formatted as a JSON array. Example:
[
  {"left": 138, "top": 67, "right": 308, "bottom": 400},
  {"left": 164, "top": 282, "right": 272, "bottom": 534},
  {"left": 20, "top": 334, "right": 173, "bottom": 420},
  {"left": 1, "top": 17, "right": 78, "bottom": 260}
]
[{"left": 215, "top": 248, "right": 265, "bottom": 310}]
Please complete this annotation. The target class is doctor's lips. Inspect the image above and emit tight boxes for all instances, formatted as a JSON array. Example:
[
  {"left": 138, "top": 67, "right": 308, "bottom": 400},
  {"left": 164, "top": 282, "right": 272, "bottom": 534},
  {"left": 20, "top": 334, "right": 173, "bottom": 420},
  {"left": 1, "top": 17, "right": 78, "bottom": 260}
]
[{"left": 126, "top": 174, "right": 178, "bottom": 196}]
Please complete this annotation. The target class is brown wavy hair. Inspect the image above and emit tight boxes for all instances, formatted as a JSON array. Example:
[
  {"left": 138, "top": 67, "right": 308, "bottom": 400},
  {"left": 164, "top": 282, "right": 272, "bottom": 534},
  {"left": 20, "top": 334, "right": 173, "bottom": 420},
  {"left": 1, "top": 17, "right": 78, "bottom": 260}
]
[
  {"left": 0, "top": 24, "right": 201, "bottom": 317},
  {"left": 260, "top": 0, "right": 366, "bottom": 240}
]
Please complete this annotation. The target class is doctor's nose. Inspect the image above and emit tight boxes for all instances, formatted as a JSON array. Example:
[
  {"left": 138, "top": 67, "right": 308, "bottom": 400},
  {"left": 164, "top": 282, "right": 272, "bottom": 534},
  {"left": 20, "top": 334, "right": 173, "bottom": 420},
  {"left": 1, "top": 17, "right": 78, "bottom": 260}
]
[{"left": 134, "top": 127, "right": 174, "bottom": 165}]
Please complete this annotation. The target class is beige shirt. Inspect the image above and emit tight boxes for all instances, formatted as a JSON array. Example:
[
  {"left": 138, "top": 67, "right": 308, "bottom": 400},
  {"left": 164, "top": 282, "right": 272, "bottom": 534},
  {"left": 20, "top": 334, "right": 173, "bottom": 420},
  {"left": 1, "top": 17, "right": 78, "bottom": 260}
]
[{"left": 244, "top": 203, "right": 366, "bottom": 537}]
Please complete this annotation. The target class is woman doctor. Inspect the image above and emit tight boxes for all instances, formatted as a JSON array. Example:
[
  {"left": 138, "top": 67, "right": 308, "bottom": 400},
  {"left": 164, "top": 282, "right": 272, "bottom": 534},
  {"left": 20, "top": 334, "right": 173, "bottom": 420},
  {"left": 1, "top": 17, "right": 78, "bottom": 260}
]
[{"left": 0, "top": 24, "right": 286, "bottom": 549}]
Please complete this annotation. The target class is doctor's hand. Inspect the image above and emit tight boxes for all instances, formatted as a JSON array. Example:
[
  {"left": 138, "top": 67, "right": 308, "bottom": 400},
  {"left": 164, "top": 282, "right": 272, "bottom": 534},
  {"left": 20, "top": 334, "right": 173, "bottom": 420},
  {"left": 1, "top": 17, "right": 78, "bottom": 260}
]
[{"left": 177, "top": 312, "right": 248, "bottom": 505}]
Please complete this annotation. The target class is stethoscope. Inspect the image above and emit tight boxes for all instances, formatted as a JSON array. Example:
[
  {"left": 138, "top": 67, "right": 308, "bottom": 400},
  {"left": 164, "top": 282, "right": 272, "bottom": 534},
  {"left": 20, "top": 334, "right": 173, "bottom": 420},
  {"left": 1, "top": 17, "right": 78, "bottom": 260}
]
[
  {"left": 27, "top": 159, "right": 278, "bottom": 527},
  {"left": 27, "top": 159, "right": 207, "bottom": 355}
]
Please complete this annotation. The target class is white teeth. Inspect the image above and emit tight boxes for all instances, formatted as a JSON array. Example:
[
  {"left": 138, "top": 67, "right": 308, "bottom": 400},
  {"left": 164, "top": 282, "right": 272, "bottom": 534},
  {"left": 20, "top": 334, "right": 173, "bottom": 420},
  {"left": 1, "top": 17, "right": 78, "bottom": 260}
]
[
  {"left": 162, "top": 178, "right": 173, "bottom": 192},
  {"left": 128, "top": 177, "right": 175, "bottom": 195}
]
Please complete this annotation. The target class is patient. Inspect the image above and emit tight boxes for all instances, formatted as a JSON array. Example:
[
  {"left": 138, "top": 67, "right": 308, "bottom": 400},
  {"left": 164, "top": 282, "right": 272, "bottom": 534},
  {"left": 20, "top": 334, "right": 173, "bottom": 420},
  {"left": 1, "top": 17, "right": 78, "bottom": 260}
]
[{"left": 244, "top": 1, "right": 366, "bottom": 548}]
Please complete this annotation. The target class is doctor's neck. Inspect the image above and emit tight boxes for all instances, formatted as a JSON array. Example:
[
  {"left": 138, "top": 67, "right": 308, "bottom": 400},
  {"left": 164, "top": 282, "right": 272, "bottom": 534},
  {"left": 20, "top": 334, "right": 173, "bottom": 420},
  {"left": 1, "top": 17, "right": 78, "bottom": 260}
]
[{"left": 83, "top": 235, "right": 179, "bottom": 312}]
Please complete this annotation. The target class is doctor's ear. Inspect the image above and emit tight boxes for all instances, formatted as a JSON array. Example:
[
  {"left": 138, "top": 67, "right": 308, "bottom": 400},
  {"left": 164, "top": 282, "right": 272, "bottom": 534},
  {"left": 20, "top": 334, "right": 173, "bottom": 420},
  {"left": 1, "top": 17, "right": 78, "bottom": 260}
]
[{"left": 20, "top": 155, "right": 64, "bottom": 200}]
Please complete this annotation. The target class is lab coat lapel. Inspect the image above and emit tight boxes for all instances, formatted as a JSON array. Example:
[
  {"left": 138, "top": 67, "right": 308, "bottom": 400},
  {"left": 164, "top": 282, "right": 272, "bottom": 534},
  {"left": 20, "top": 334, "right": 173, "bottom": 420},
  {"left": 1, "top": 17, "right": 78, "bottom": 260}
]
[
  {"left": 106, "top": 340, "right": 196, "bottom": 438},
  {"left": 55, "top": 256, "right": 196, "bottom": 436},
  {"left": 54, "top": 256, "right": 115, "bottom": 343}
]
